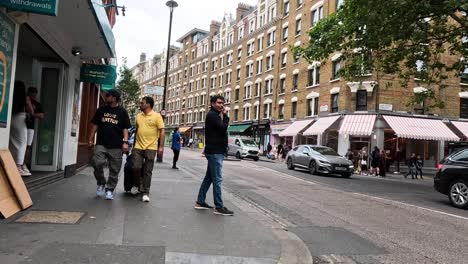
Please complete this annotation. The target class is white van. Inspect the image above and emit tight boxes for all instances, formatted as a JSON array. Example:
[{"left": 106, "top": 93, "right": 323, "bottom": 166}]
[{"left": 227, "top": 137, "right": 260, "bottom": 161}]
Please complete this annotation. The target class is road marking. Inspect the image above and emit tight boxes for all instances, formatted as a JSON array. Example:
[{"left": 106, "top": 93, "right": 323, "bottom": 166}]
[{"left": 351, "top": 192, "right": 468, "bottom": 221}]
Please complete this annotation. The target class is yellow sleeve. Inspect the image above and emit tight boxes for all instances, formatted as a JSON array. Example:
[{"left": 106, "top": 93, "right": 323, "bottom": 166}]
[
  {"left": 156, "top": 114, "right": 165, "bottom": 129},
  {"left": 135, "top": 113, "right": 140, "bottom": 129}
]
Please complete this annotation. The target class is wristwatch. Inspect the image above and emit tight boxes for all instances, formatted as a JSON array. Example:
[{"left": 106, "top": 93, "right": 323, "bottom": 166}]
[{"left": 123, "top": 140, "right": 129, "bottom": 144}]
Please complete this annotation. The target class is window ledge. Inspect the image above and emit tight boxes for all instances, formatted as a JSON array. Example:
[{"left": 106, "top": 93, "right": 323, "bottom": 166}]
[
  {"left": 295, "top": 33, "right": 301, "bottom": 38},
  {"left": 282, "top": 40, "right": 288, "bottom": 45},
  {"left": 296, "top": 5, "right": 303, "bottom": 10},
  {"left": 283, "top": 14, "right": 289, "bottom": 19},
  {"left": 265, "top": 69, "right": 274, "bottom": 73},
  {"left": 264, "top": 93, "right": 273, "bottom": 96},
  {"left": 330, "top": 78, "right": 340, "bottom": 83},
  {"left": 307, "top": 84, "right": 320, "bottom": 88},
  {"left": 461, "top": 82, "right": 468, "bottom": 86},
  {"left": 294, "top": 62, "right": 300, "bottom": 65},
  {"left": 292, "top": 89, "right": 298, "bottom": 93},
  {"left": 278, "top": 93, "right": 285, "bottom": 96}
]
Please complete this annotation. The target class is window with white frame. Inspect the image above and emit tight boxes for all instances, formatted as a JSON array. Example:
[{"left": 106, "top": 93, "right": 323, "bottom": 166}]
[
  {"left": 269, "top": 6, "right": 276, "bottom": 22},
  {"left": 331, "top": 93, "right": 339, "bottom": 113},
  {"left": 202, "top": 78, "right": 206, "bottom": 88},
  {"left": 336, "top": 0, "right": 344, "bottom": 9},
  {"left": 306, "top": 97, "right": 319, "bottom": 117},
  {"left": 201, "top": 95, "right": 206, "bottom": 105},
  {"left": 254, "top": 105, "right": 259, "bottom": 120},
  {"left": 292, "top": 73, "right": 299, "bottom": 91},
  {"left": 281, "top": 52, "right": 287, "bottom": 68},
  {"left": 266, "top": 54, "right": 275, "bottom": 70},
  {"left": 258, "top": 37, "right": 263, "bottom": 51},
  {"left": 243, "top": 106, "right": 251, "bottom": 120},
  {"left": 283, "top": 26, "right": 288, "bottom": 42},
  {"left": 291, "top": 101, "right": 297, "bottom": 118},
  {"left": 265, "top": 79, "right": 273, "bottom": 94},
  {"left": 255, "top": 82, "right": 262, "bottom": 97},
  {"left": 311, "top": 5, "right": 324, "bottom": 26},
  {"left": 189, "top": 82, "right": 193, "bottom": 92},
  {"left": 267, "top": 30, "right": 276, "bottom": 46},
  {"left": 249, "top": 20, "right": 255, "bottom": 33},
  {"left": 244, "top": 85, "right": 252, "bottom": 99},
  {"left": 280, "top": 78, "right": 286, "bottom": 94},
  {"left": 247, "top": 63, "right": 254, "bottom": 77},
  {"left": 284, "top": 1, "right": 290, "bottom": 16},
  {"left": 238, "top": 27, "right": 244, "bottom": 40},
  {"left": 237, "top": 68, "right": 241, "bottom": 80},
  {"left": 278, "top": 104, "right": 285, "bottom": 119},
  {"left": 296, "top": 18, "right": 302, "bottom": 35},
  {"left": 332, "top": 60, "right": 341, "bottom": 80},
  {"left": 237, "top": 47, "right": 242, "bottom": 61},
  {"left": 227, "top": 53, "right": 233, "bottom": 65},
  {"left": 263, "top": 102, "right": 272, "bottom": 119},
  {"left": 308, "top": 66, "right": 320, "bottom": 86},
  {"left": 219, "top": 75, "right": 223, "bottom": 87},
  {"left": 461, "top": 63, "right": 468, "bottom": 84},
  {"left": 235, "top": 87, "right": 240, "bottom": 101},
  {"left": 256, "top": 60, "right": 262, "bottom": 74},
  {"left": 247, "top": 42, "right": 254, "bottom": 56},
  {"left": 203, "top": 61, "right": 208, "bottom": 72},
  {"left": 220, "top": 56, "right": 225, "bottom": 68},
  {"left": 234, "top": 109, "right": 239, "bottom": 121},
  {"left": 195, "top": 96, "right": 199, "bottom": 106},
  {"left": 211, "top": 77, "right": 216, "bottom": 89},
  {"left": 226, "top": 72, "right": 232, "bottom": 84},
  {"left": 356, "top": 90, "right": 367, "bottom": 111},
  {"left": 225, "top": 91, "right": 231, "bottom": 103}
]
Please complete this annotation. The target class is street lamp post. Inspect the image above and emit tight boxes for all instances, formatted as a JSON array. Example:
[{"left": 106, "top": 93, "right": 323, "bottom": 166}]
[{"left": 157, "top": 0, "right": 178, "bottom": 162}]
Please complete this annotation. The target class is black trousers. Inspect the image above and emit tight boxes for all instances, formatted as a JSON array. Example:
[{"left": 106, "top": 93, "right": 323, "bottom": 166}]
[{"left": 172, "top": 149, "right": 180, "bottom": 168}]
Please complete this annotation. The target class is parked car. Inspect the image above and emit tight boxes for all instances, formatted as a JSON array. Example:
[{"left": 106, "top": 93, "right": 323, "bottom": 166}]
[
  {"left": 286, "top": 145, "right": 354, "bottom": 178},
  {"left": 434, "top": 148, "right": 468, "bottom": 209},
  {"left": 227, "top": 137, "right": 260, "bottom": 161}
]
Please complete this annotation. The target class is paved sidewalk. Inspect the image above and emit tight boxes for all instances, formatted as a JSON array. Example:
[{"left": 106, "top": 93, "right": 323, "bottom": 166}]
[{"left": 0, "top": 151, "right": 284, "bottom": 264}]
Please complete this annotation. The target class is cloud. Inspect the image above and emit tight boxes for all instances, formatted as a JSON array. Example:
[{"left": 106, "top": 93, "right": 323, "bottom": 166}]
[{"left": 113, "top": 0, "right": 258, "bottom": 68}]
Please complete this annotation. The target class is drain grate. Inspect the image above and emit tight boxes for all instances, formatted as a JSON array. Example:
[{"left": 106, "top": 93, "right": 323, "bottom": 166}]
[{"left": 15, "top": 210, "right": 85, "bottom": 224}]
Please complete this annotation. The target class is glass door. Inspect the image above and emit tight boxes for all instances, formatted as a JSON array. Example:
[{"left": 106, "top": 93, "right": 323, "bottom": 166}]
[{"left": 31, "top": 62, "right": 64, "bottom": 171}]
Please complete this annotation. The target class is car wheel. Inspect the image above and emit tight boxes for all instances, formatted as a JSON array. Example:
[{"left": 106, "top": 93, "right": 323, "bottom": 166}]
[
  {"left": 287, "top": 158, "right": 294, "bottom": 170},
  {"left": 309, "top": 160, "right": 317, "bottom": 175},
  {"left": 449, "top": 179, "right": 468, "bottom": 209},
  {"left": 253, "top": 157, "right": 259, "bottom": 161},
  {"left": 236, "top": 152, "right": 243, "bottom": 159}
]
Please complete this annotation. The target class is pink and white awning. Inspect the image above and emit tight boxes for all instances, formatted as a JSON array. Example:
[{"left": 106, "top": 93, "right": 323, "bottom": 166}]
[
  {"left": 452, "top": 121, "right": 468, "bottom": 138},
  {"left": 383, "top": 116, "right": 459, "bottom": 141},
  {"left": 279, "top": 120, "right": 314, "bottom": 137},
  {"left": 303, "top": 116, "right": 341, "bottom": 136},
  {"left": 339, "top": 115, "right": 376, "bottom": 136}
]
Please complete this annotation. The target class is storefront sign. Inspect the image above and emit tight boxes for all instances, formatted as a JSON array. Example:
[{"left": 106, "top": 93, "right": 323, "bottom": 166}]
[
  {"left": 144, "top": 85, "right": 164, "bottom": 96},
  {"left": 0, "top": 0, "right": 59, "bottom": 16},
  {"left": 319, "top": 104, "right": 329, "bottom": 112},
  {"left": 0, "top": 12, "right": 16, "bottom": 128},
  {"left": 379, "top": 103, "right": 393, "bottom": 111},
  {"left": 80, "top": 64, "right": 117, "bottom": 85}
]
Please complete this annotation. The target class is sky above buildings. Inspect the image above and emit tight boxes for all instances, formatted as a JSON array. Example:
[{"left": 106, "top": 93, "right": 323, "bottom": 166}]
[{"left": 114, "top": 0, "right": 258, "bottom": 68}]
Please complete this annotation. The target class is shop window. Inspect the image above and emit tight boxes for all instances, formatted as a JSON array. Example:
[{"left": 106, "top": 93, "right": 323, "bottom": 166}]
[
  {"left": 291, "top": 102, "right": 297, "bottom": 118},
  {"left": 460, "top": 98, "right": 468, "bottom": 118},
  {"left": 331, "top": 93, "right": 339, "bottom": 113},
  {"left": 356, "top": 90, "right": 368, "bottom": 111}
]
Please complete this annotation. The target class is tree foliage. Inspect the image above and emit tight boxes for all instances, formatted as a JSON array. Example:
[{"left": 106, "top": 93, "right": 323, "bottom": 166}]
[
  {"left": 293, "top": 0, "right": 467, "bottom": 112},
  {"left": 117, "top": 58, "right": 140, "bottom": 124}
]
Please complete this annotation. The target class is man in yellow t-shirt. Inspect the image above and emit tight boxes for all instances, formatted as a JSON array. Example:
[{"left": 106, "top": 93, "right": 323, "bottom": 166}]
[{"left": 132, "top": 96, "right": 165, "bottom": 203}]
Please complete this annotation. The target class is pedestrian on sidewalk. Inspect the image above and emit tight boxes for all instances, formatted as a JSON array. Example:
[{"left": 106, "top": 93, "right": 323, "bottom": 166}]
[
  {"left": 360, "top": 149, "right": 369, "bottom": 176},
  {"left": 370, "top": 146, "right": 380, "bottom": 176},
  {"left": 379, "top": 149, "right": 387, "bottom": 177},
  {"left": 23, "top": 86, "right": 44, "bottom": 175},
  {"left": 277, "top": 143, "right": 284, "bottom": 161},
  {"left": 89, "top": 89, "right": 131, "bottom": 200},
  {"left": 131, "top": 96, "right": 165, "bottom": 203},
  {"left": 405, "top": 153, "right": 417, "bottom": 179},
  {"left": 416, "top": 154, "right": 424, "bottom": 179},
  {"left": 171, "top": 127, "right": 181, "bottom": 169},
  {"left": 195, "top": 95, "right": 234, "bottom": 216}
]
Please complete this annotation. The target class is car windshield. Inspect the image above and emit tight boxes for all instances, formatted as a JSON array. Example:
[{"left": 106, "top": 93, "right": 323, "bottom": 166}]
[
  {"left": 241, "top": 139, "right": 258, "bottom": 147},
  {"left": 311, "top": 147, "right": 340, "bottom": 156}
]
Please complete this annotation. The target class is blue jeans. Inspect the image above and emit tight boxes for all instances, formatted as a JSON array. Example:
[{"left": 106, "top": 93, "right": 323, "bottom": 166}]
[{"left": 197, "top": 154, "right": 224, "bottom": 209}]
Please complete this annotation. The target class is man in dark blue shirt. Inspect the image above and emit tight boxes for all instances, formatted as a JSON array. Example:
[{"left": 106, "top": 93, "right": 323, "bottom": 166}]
[
  {"left": 171, "top": 127, "right": 181, "bottom": 169},
  {"left": 194, "top": 95, "right": 233, "bottom": 216}
]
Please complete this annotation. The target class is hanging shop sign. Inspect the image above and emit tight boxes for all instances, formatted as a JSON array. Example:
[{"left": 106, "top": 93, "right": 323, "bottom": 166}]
[
  {"left": 0, "top": 0, "right": 59, "bottom": 16},
  {"left": 0, "top": 12, "right": 16, "bottom": 128},
  {"left": 80, "top": 64, "right": 117, "bottom": 85}
]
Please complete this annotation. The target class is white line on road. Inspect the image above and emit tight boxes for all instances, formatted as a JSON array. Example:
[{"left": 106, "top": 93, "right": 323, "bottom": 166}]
[{"left": 351, "top": 192, "right": 468, "bottom": 222}]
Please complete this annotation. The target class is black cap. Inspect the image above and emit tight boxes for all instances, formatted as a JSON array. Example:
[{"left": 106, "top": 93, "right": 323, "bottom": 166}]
[{"left": 106, "top": 89, "right": 121, "bottom": 99}]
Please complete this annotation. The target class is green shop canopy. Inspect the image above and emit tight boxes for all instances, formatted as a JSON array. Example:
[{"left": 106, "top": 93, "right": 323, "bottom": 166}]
[
  {"left": 80, "top": 63, "right": 117, "bottom": 85},
  {"left": 228, "top": 123, "right": 252, "bottom": 133}
]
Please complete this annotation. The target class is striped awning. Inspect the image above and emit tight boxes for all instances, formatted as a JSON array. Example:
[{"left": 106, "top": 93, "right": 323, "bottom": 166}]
[
  {"left": 383, "top": 116, "right": 459, "bottom": 141},
  {"left": 339, "top": 115, "right": 376, "bottom": 136},
  {"left": 179, "top": 127, "right": 192, "bottom": 133},
  {"left": 452, "top": 121, "right": 468, "bottom": 138},
  {"left": 303, "top": 116, "right": 341, "bottom": 136},
  {"left": 279, "top": 120, "right": 314, "bottom": 137}
]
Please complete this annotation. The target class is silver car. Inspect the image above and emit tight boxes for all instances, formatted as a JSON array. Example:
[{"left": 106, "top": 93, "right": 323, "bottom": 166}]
[
  {"left": 227, "top": 137, "right": 260, "bottom": 161},
  {"left": 286, "top": 145, "right": 354, "bottom": 178}
]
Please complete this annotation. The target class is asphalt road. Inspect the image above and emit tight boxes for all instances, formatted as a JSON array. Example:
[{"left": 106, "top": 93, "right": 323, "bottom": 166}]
[{"left": 178, "top": 150, "right": 468, "bottom": 264}]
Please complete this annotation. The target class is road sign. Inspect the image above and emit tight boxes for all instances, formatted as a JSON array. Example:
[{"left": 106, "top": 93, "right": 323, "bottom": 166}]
[{"left": 144, "top": 85, "right": 164, "bottom": 96}]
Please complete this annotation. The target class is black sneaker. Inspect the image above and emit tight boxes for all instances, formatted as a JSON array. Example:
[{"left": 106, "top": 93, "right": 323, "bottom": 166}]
[
  {"left": 214, "top": 207, "right": 234, "bottom": 216},
  {"left": 172, "top": 166, "right": 179, "bottom": 170},
  {"left": 194, "top": 202, "right": 214, "bottom": 210}
]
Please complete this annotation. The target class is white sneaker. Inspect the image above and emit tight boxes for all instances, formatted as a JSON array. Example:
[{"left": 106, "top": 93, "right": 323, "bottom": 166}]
[
  {"left": 105, "top": 190, "right": 114, "bottom": 200},
  {"left": 142, "top": 194, "right": 150, "bottom": 203},
  {"left": 22, "top": 165, "right": 31, "bottom": 174},
  {"left": 96, "top": 185, "right": 105, "bottom": 197},
  {"left": 130, "top": 186, "right": 139, "bottom": 195},
  {"left": 19, "top": 168, "right": 31, "bottom": 177}
]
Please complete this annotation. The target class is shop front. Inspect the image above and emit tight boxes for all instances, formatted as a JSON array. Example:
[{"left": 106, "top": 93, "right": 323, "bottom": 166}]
[
  {"left": 227, "top": 122, "right": 253, "bottom": 137},
  {"left": 303, "top": 116, "right": 341, "bottom": 151},
  {"left": 179, "top": 126, "right": 192, "bottom": 146},
  {"left": 0, "top": 1, "right": 116, "bottom": 177},
  {"left": 338, "top": 115, "right": 376, "bottom": 156},
  {"left": 193, "top": 124, "right": 205, "bottom": 149},
  {"left": 252, "top": 120, "right": 270, "bottom": 154},
  {"left": 382, "top": 115, "right": 459, "bottom": 168},
  {"left": 278, "top": 119, "right": 314, "bottom": 148},
  {"left": 270, "top": 123, "right": 291, "bottom": 147}
]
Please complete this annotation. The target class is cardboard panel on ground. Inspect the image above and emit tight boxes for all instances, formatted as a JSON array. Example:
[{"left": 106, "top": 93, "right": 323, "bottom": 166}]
[{"left": 0, "top": 150, "right": 32, "bottom": 218}]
